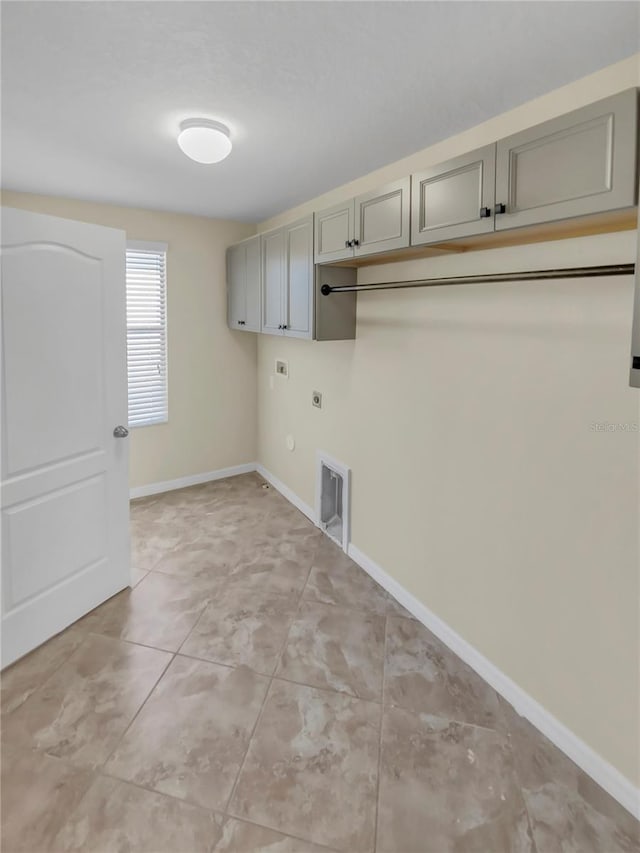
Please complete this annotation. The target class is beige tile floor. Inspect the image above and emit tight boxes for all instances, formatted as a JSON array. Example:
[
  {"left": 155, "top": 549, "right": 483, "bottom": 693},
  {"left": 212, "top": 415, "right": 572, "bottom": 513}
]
[{"left": 1, "top": 472, "right": 638, "bottom": 853}]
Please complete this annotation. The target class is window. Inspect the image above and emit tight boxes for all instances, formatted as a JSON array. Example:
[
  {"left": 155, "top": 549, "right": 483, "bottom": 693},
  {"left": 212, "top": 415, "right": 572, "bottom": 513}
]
[{"left": 126, "top": 241, "right": 168, "bottom": 427}]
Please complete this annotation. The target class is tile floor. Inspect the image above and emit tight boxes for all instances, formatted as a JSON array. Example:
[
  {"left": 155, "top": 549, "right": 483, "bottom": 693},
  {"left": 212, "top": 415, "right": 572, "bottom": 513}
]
[{"left": 1, "top": 473, "right": 638, "bottom": 853}]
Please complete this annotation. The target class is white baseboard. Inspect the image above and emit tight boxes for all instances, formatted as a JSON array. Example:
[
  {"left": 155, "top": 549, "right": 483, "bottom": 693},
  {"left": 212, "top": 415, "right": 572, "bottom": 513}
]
[
  {"left": 347, "top": 542, "right": 639, "bottom": 821},
  {"left": 129, "top": 463, "right": 257, "bottom": 500},
  {"left": 255, "top": 464, "right": 317, "bottom": 524}
]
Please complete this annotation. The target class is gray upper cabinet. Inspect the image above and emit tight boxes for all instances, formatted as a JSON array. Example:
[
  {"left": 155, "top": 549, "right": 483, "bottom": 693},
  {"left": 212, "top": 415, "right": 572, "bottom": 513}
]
[
  {"left": 354, "top": 177, "right": 410, "bottom": 256},
  {"left": 285, "top": 215, "right": 314, "bottom": 339},
  {"left": 315, "top": 177, "right": 410, "bottom": 262},
  {"left": 314, "top": 201, "right": 354, "bottom": 263},
  {"left": 495, "top": 89, "right": 638, "bottom": 231},
  {"left": 411, "top": 145, "right": 496, "bottom": 245},
  {"left": 261, "top": 217, "right": 315, "bottom": 338},
  {"left": 226, "top": 235, "right": 260, "bottom": 332},
  {"left": 261, "top": 227, "right": 286, "bottom": 335}
]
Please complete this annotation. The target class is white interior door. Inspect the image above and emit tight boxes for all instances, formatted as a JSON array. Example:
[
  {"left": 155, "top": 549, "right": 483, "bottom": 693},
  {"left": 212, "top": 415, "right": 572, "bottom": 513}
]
[{"left": 1, "top": 206, "right": 130, "bottom": 667}]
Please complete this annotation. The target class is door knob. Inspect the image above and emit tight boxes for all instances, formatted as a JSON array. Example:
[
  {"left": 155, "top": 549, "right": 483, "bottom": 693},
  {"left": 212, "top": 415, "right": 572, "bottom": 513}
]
[{"left": 113, "top": 425, "right": 129, "bottom": 438}]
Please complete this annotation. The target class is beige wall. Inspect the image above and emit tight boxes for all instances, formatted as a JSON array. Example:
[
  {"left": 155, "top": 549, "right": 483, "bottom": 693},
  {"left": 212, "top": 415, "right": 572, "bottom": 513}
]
[
  {"left": 258, "top": 55, "right": 640, "bottom": 786},
  {"left": 1, "top": 191, "right": 256, "bottom": 489}
]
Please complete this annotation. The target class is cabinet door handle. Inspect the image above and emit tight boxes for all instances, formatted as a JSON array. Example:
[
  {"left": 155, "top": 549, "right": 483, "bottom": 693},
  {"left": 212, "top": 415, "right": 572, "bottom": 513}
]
[
  {"left": 345, "top": 240, "right": 351, "bottom": 248},
  {"left": 495, "top": 203, "right": 506, "bottom": 214},
  {"left": 480, "top": 207, "right": 491, "bottom": 218},
  {"left": 353, "top": 239, "right": 360, "bottom": 247},
  {"left": 282, "top": 324, "right": 288, "bottom": 330}
]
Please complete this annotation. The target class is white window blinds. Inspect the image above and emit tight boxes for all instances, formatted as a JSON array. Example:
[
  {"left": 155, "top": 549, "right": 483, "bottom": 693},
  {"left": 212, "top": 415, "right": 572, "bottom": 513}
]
[{"left": 126, "top": 241, "right": 168, "bottom": 427}]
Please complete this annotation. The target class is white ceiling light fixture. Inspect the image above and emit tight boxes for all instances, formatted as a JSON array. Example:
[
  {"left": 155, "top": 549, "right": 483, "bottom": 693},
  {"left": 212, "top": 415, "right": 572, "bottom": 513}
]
[{"left": 177, "top": 118, "right": 232, "bottom": 164}]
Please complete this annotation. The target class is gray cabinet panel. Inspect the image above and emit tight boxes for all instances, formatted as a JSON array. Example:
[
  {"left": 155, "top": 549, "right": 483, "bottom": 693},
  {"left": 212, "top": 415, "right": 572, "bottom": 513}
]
[
  {"left": 314, "top": 201, "right": 354, "bottom": 263},
  {"left": 411, "top": 144, "right": 496, "bottom": 244},
  {"left": 226, "top": 237, "right": 260, "bottom": 332},
  {"left": 354, "top": 177, "right": 410, "bottom": 256},
  {"left": 244, "top": 236, "right": 261, "bottom": 332},
  {"left": 315, "top": 266, "right": 357, "bottom": 341},
  {"left": 261, "top": 228, "right": 285, "bottom": 335},
  {"left": 285, "top": 216, "right": 313, "bottom": 339},
  {"left": 226, "top": 243, "right": 245, "bottom": 330},
  {"left": 630, "top": 178, "right": 640, "bottom": 389},
  {"left": 496, "top": 89, "right": 638, "bottom": 230}
]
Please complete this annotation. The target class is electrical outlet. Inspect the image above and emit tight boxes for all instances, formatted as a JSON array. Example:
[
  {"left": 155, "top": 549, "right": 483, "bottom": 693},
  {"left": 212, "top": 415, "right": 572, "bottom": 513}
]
[
  {"left": 312, "top": 391, "right": 322, "bottom": 409},
  {"left": 275, "top": 359, "right": 288, "bottom": 378}
]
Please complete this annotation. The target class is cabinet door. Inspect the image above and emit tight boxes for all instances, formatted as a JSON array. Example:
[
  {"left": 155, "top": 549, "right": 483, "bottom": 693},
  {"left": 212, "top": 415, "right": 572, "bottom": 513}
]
[
  {"left": 244, "top": 235, "right": 261, "bottom": 332},
  {"left": 630, "top": 176, "right": 640, "bottom": 389},
  {"left": 261, "top": 228, "right": 285, "bottom": 335},
  {"left": 285, "top": 216, "right": 314, "bottom": 339},
  {"left": 495, "top": 89, "right": 638, "bottom": 231},
  {"left": 411, "top": 145, "right": 496, "bottom": 245},
  {"left": 354, "top": 177, "right": 410, "bottom": 257},
  {"left": 314, "top": 201, "right": 354, "bottom": 263},
  {"left": 226, "top": 243, "right": 246, "bottom": 330}
]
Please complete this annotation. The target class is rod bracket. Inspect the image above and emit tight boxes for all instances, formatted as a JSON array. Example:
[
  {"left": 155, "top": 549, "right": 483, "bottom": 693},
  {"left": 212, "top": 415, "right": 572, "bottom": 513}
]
[{"left": 320, "top": 284, "right": 332, "bottom": 296}]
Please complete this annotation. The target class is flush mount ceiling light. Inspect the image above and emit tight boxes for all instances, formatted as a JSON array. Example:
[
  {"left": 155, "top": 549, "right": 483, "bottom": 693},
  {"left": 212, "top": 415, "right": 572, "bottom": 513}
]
[{"left": 177, "top": 119, "right": 232, "bottom": 164}]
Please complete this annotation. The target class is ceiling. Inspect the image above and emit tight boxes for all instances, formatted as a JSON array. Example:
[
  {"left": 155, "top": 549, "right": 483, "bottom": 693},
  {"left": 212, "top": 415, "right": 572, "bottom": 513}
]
[{"left": 2, "top": 1, "right": 638, "bottom": 223}]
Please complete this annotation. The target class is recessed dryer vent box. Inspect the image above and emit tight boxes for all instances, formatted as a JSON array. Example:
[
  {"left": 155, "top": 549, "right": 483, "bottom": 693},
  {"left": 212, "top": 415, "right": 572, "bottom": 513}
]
[{"left": 315, "top": 451, "right": 350, "bottom": 552}]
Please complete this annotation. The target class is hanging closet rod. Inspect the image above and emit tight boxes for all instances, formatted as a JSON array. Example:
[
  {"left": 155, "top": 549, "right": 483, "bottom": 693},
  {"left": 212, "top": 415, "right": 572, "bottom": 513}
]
[{"left": 319, "top": 263, "right": 635, "bottom": 295}]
